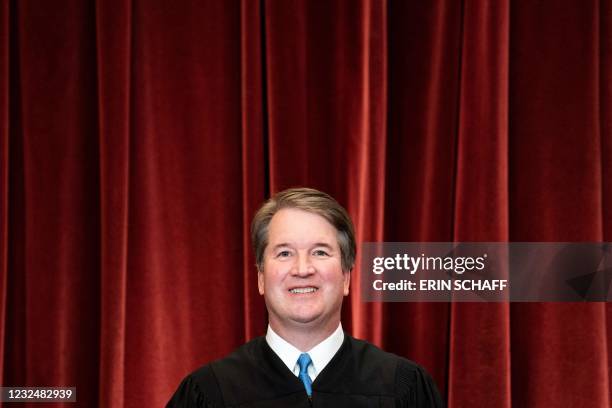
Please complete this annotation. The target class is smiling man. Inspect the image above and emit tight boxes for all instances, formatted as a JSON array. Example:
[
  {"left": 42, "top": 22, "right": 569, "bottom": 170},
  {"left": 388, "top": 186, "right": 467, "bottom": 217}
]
[{"left": 167, "top": 188, "right": 443, "bottom": 407}]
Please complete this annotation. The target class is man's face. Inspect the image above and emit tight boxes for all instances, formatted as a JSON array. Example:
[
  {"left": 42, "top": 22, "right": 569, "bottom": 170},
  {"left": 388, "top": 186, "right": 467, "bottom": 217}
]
[{"left": 258, "top": 208, "right": 350, "bottom": 333}]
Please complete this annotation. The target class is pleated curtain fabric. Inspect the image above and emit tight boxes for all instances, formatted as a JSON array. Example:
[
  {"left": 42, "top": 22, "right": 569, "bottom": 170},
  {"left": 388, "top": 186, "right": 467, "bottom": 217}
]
[{"left": 0, "top": 1, "right": 610, "bottom": 407}]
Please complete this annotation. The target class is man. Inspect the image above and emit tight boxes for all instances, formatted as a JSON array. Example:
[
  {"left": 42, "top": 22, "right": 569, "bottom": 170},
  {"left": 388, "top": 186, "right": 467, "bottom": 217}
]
[{"left": 167, "top": 187, "right": 443, "bottom": 407}]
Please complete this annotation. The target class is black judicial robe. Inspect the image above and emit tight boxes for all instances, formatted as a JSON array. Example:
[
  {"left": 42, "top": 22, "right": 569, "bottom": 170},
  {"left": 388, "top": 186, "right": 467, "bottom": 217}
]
[{"left": 167, "top": 334, "right": 444, "bottom": 408}]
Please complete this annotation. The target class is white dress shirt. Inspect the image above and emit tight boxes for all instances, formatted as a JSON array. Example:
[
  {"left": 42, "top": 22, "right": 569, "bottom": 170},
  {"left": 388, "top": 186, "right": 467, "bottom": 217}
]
[{"left": 265, "top": 323, "right": 344, "bottom": 381}]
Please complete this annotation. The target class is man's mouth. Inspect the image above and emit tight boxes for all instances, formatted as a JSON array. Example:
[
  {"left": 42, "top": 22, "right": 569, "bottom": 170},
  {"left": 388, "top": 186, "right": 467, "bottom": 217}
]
[{"left": 288, "top": 287, "right": 318, "bottom": 294}]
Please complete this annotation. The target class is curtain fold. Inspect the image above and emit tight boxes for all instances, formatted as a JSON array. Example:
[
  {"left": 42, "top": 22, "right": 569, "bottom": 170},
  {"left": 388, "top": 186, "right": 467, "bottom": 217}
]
[
  {"left": 0, "top": 0, "right": 9, "bottom": 388},
  {"left": 509, "top": 0, "right": 609, "bottom": 406},
  {"left": 6, "top": 2, "right": 102, "bottom": 406},
  {"left": 602, "top": 0, "right": 612, "bottom": 403},
  {"left": 448, "top": 0, "right": 511, "bottom": 406},
  {"left": 344, "top": 0, "right": 387, "bottom": 346},
  {"left": 95, "top": 0, "right": 131, "bottom": 405},
  {"left": 384, "top": 1, "right": 463, "bottom": 395},
  {"left": 122, "top": 1, "right": 249, "bottom": 405},
  {"left": 263, "top": 0, "right": 388, "bottom": 342},
  {"left": 2, "top": 1, "right": 610, "bottom": 407},
  {"left": 239, "top": 0, "right": 267, "bottom": 343}
]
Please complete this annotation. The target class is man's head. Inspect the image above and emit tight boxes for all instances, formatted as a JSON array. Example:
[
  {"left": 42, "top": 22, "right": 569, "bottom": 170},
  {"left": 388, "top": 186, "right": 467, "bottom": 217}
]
[
  {"left": 251, "top": 187, "right": 356, "bottom": 334},
  {"left": 252, "top": 187, "right": 356, "bottom": 273}
]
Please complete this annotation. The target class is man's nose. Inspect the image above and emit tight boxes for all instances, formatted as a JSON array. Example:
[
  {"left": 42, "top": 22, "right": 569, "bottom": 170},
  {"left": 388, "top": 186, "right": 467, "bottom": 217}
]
[{"left": 293, "top": 254, "right": 314, "bottom": 276}]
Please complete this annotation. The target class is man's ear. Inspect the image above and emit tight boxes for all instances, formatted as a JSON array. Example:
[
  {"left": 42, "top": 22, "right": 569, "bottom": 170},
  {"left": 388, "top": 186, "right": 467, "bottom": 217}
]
[
  {"left": 257, "top": 266, "right": 265, "bottom": 295},
  {"left": 343, "top": 269, "right": 351, "bottom": 296}
]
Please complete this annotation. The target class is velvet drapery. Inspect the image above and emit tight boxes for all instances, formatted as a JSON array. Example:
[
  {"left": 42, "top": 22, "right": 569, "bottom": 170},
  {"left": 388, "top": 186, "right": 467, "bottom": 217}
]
[{"left": 1, "top": 0, "right": 611, "bottom": 407}]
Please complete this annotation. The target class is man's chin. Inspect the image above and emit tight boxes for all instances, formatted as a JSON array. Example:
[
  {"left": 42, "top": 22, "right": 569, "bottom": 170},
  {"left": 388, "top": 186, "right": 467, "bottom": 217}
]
[{"left": 288, "top": 313, "right": 324, "bottom": 326}]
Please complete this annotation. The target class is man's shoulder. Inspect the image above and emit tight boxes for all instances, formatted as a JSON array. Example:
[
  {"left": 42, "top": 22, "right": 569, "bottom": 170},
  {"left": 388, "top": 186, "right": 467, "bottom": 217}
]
[
  {"left": 344, "top": 335, "right": 442, "bottom": 405},
  {"left": 346, "top": 334, "right": 425, "bottom": 372},
  {"left": 169, "top": 337, "right": 266, "bottom": 406}
]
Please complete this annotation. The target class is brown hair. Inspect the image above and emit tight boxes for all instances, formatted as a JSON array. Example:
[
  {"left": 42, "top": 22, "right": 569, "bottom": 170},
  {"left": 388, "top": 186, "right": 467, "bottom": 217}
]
[{"left": 251, "top": 187, "right": 356, "bottom": 272}]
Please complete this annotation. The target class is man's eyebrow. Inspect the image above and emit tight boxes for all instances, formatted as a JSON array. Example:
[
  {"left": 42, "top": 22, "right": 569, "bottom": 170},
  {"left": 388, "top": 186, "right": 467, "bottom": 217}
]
[
  {"left": 270, "top": 243, "right": 291, "bottom": 251},
  {"left": 312, "top": 243, "right": 334, "bottom": 249},
  {"left": 269, "top": 242, "right": 335, "bottom": 250}
]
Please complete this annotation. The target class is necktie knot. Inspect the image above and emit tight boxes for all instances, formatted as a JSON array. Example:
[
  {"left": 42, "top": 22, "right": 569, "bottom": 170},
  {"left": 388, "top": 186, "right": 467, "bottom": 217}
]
[{"left": 297, "top": 353, "right": 313, "bottom": 397}]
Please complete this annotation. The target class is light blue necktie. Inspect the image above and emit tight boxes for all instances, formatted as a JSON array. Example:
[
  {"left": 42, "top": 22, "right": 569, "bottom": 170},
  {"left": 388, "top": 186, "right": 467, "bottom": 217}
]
[{"left": 297, "top": 353, "right": 313, "bottom": 397}]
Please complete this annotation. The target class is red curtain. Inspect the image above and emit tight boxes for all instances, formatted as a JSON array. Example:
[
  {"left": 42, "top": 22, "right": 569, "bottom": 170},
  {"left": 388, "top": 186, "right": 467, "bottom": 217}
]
[{"left": 1, "top": 0, "right": 611, "bottom": 407}]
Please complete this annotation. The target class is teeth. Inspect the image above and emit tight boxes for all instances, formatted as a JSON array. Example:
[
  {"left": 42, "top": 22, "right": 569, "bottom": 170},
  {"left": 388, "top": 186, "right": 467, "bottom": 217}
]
[{"left": 290, "top": 287, "right": 317, "bottom": 294}]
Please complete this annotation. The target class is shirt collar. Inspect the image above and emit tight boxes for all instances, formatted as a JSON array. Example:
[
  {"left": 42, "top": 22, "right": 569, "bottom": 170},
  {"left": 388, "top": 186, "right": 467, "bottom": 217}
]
[{"left": 265, "top": 323, "right": 344, "bottom": 380}]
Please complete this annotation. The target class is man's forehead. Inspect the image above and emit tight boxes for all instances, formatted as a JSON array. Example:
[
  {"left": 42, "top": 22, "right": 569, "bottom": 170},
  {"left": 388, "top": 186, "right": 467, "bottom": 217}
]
[{"left": 266, "top": 208, "right": 339, "bottom": 245}]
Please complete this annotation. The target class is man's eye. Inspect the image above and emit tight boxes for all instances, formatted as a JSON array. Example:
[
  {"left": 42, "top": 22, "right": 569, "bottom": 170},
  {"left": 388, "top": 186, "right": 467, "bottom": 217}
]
[
  {"left": 277, "top": 250, "right": 291, "bottom": 258},
  {"left": 313, "top": 250, "right": 329, "bottom": 256}
]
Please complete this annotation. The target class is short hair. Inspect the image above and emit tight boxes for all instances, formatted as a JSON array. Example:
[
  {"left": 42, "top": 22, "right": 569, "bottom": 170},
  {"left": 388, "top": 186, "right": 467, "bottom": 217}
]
[{"left": 251, "top": 187, "right": 356, "bottom": 272}]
